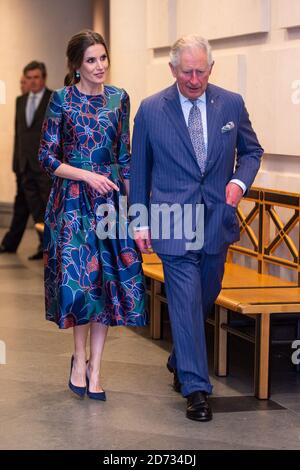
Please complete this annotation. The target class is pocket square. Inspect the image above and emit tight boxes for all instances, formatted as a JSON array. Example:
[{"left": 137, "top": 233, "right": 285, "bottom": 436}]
[{"left": 221, "top": 121, "right": 235, "bottom": 133}]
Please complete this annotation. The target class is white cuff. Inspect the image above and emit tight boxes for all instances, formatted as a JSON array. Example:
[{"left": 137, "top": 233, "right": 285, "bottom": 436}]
[
  {"left": 230, "top": 179, "right": 247, "bottom": 195},
  {"left": 133, "top": 226, "right": 150, "bottom": 232}
]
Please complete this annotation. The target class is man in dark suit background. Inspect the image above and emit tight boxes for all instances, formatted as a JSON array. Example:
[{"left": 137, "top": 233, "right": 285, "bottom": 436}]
[
  {"left": 0, "top": 61, "right": 52, "bottom": 259},
  {"left": 19, "top": 75, "right": 29, "bottom": 95},
  {"left": 130, "top": 36, "right": 263, "bottom": 422}
]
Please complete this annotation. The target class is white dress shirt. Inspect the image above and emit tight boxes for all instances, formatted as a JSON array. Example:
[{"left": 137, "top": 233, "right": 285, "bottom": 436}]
[
  {"left": 177, "top": 85, "right": 246, "bottom": 194},
  {"left": 177, "top": 85, "right": 208, "bottom": 151},
  {"left": 26, "top": 88, "right": 45, "bottom": 127}
]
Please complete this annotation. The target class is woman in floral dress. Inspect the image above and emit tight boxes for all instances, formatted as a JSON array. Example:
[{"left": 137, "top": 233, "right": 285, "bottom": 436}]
[{"left": 39, "top": 30, "right": 147, "bottom": 400}]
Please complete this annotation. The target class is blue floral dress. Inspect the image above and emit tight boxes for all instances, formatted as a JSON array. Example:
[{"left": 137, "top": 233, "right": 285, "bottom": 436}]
[{"left": 38, "top": 85, "right": 147, "bottom": 329}]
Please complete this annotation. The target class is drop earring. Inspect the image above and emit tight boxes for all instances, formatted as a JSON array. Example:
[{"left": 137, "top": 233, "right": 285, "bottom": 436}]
[{"left": 75, "top": 70, "right": 80, "bottom": 80}]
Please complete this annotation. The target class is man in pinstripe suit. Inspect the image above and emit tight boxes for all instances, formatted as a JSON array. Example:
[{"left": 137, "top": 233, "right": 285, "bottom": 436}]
[{"left": 130, "top": 36, "right": 263, "bottom": 421}]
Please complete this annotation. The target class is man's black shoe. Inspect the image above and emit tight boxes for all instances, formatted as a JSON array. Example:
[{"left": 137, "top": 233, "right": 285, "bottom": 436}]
[
  {"left": 0, "top": 244, "right": 16, "bottom": 254},
  {"left": 186, "top": 391, "right": 212, "bottom": 422},
  {"left": 28, "top": 250, "right": 43, "bottom": 260},
  {"left": 166, "top": 362, "right": 181, "bottom": 393}
]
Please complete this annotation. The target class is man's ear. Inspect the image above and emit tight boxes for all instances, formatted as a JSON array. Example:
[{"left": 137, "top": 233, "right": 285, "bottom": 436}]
[
  {"left": 169, "top": 62, "right": 177, "bottom": 79},
  {"left": 209, "top": 61, "right": 215, "bottom": 76}
]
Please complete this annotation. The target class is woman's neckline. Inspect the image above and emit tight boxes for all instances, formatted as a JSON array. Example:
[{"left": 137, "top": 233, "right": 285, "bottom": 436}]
[{"left": 74, "top": 84, "right": 106, "bottom": 97}]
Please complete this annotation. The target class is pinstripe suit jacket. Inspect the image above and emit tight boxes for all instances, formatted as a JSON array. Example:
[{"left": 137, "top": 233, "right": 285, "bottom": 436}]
[{"left": 130, "top": 82, "right": 263, "bottom": 255}]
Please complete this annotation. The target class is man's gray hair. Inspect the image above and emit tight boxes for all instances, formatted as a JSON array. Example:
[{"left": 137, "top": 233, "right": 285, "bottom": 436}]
[{"left": 169, "top": 35, "right": 213, "bottom": 67}]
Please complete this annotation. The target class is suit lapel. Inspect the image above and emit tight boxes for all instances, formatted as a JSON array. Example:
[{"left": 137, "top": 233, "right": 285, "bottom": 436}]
[
  {"left": 162, "top": 83, "right": 225, "bottom": 174},
  {"left": 162, "top": 83, "right": 198, "bottom": 163},
  {"left": 30, "top": 89, "right": 50, "bottom": 127},
  {"left": 205, "top": 84, "right": 223, "bottom": 173},
  {"left": 21, "top": 94, "right": 29, "bottom": 128}
]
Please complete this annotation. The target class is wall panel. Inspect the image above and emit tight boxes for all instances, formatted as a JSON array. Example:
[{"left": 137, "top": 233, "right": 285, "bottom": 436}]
[
  {"left": 210, "top": 54, "right": 247, "bottom": 96},
  {"left": 177, "top": 0, "right": 270, "bottom": 40},
  {"left": 146, "top": 61, "right": 174, "bottom": 96},
  {"left": 246, "top": 48, "right": 300, "bottom": 155},
  {"left": 277, "top": 0, "right": 300, "bottom": 29},
  {"left": 147, "top": 0, "right": 177, "bottom": 48}
]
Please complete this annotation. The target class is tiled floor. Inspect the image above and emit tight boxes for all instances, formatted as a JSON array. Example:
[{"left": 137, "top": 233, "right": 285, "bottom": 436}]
[{"left": 0, "top": 228, "right": 300, "bottom": 450}]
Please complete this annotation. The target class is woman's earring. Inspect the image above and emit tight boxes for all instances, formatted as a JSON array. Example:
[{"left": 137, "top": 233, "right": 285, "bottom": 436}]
[{"left": 75, "top": 70, "right": 80, "bottom": 80}]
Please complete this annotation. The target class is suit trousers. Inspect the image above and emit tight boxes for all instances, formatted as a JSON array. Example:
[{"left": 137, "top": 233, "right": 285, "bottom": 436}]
[
  {"left": 21, "top": 168, "right": 51, "bottom": 224},
  {"left": 159, "top": 249, "right": 227, "bottom": 397},
  {"left": 1, "top": 173, "right": 30, "bottom": 251}
]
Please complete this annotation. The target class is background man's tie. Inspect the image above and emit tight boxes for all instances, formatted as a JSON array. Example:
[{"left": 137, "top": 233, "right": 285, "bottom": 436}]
[
  {"left": 27, "top": 94, "right": 36, "bottom": 127},
  {"left": 188, "top": 100, "right": 206, "bottom": 174}
]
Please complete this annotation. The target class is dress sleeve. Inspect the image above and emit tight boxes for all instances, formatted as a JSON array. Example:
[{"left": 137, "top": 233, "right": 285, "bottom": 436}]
[
  {"left": 38, "top": 90, "right": 63, "bottom": 177},
  {"left": 116, "top": 89, "right": 131, "bottom": 180}
]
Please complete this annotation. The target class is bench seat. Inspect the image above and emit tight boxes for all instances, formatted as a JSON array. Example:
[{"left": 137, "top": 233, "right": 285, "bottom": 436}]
[
  {"left": 214, "top": 287, "right": 300, "bottom": 399},
  {"left": 141, "top": 261, "right": 296, "bottom": 340}
]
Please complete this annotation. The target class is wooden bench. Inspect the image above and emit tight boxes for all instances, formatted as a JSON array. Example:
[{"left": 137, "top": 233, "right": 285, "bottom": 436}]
[
  {"left": 215, "top": 287, "right": 300, "bottom": 399},
  {"left": 142, "top": 187, "right": 300, "bottom": 399}
]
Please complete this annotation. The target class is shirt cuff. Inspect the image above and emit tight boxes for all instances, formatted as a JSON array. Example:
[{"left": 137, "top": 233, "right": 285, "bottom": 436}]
[
  {"left": 230, "top": 179, "right": 247, "bottom": 195},
  {"left": 133, "top": 226, "right": 150, "bottom": 232}
]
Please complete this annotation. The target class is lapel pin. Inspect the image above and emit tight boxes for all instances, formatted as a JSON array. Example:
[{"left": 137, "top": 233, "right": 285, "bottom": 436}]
[{"left": 221, "top": 121, "right": 235, "bottom": 133}]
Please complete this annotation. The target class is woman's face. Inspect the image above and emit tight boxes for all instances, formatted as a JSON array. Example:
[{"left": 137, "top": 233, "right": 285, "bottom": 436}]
[{"left": 78, "top": 44, "right": 109, "bottom": 87}]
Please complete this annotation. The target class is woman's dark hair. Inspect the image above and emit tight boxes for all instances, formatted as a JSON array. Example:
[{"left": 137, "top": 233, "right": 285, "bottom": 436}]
[
  {"left": 64, "top": 73, "right": 73, "bottom": 86},
  {"left": 66, "top": 29, "right": 110, "bottom": 85}
]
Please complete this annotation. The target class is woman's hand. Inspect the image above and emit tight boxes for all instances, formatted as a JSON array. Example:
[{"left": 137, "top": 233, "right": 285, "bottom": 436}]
[
  {"left": 83, "top": 171, "right": 119, "bottom": 195},
  {"left": 53, "top": 164, "right": 119, "bottom": 195}
]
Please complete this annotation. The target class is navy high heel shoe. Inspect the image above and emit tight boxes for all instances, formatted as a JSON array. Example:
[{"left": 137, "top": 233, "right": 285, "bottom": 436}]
[
  {"left": 86, "top": 364, "right": 106, "bottom": 401},
  {"left": 68, "top": 355, "right": 86, "bottom": 398}
]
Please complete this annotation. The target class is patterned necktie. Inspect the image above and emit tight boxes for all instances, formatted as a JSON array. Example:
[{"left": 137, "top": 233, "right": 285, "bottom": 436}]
[
  {"left": 27, "top": 94, "right": 36, "bottom": 127},
  {"left": 188, "top": 100, "right": 206, "bottom": 174}
]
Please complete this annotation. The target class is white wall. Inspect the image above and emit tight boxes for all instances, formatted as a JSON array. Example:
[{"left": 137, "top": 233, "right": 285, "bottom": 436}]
[
  {"left": 93, "top": 0, "right": 109, "bottom": 45},
  {"left": 1, "top": 0, "right": 299, "bottom": 205},
  {"left": 109, "top": 0, "right": 148, "bottom": 121},
  {"left": 0, "top": 0, "right": 93, "bottom": 204},
  {"left": 109, "top": 0, "right": 300, "bottom": 193}
]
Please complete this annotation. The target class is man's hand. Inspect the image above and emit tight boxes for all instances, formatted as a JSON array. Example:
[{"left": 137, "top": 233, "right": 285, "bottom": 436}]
[
  {"left": 134, "top": 229, "right": 153, "bottom": 254},
  {"left": 226, "top": 182, "right": 243, "bottom": 207}
]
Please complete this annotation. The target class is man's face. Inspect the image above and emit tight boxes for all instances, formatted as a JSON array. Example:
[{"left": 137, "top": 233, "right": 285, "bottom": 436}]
[
  {"left": 25, "top": 68, "right": 46, "bottom": 93},
  {"left": 20, "top": 75, "right": 30, "bottom": 95},
  {"left": 169, "top": 47, "right": 214, "bottom": 100}
]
